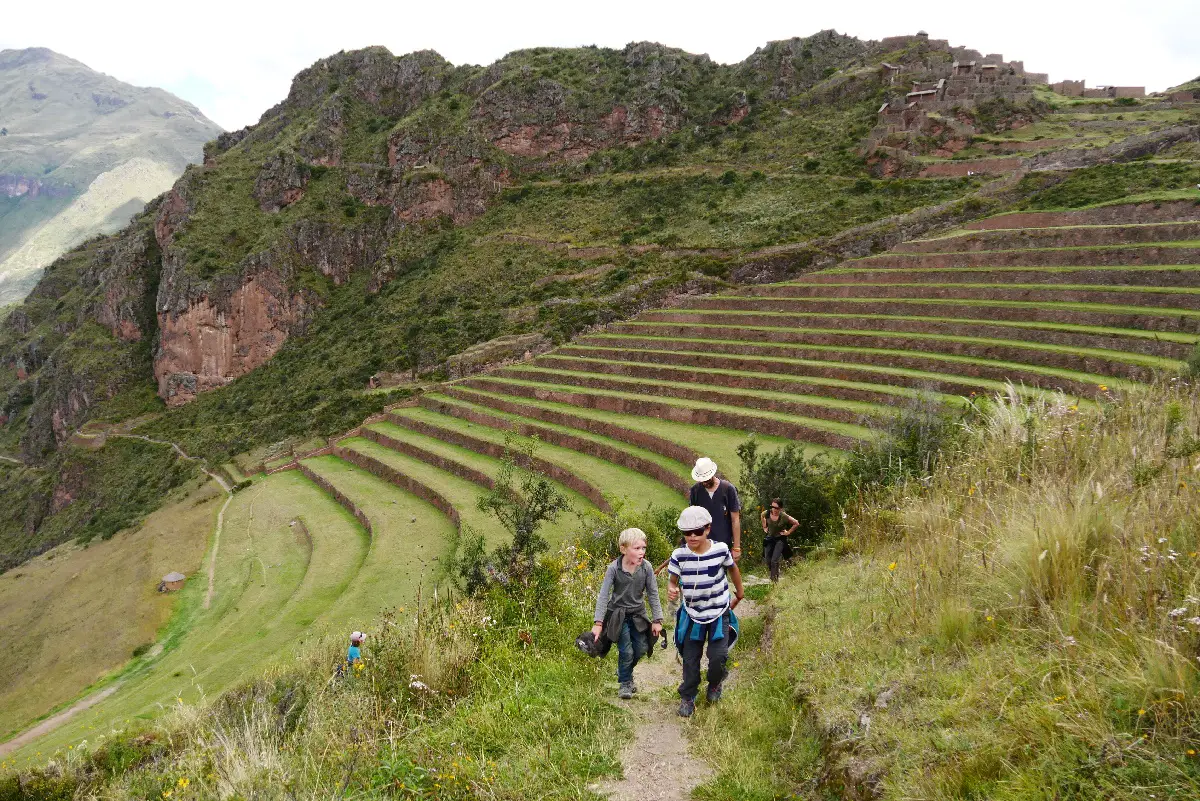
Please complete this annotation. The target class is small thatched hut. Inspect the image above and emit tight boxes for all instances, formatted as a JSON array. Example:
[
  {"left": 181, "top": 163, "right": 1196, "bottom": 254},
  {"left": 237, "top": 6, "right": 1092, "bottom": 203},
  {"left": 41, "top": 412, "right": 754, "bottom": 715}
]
[{"left": 159, "top": 571, "right": 186, "bottom": 592}]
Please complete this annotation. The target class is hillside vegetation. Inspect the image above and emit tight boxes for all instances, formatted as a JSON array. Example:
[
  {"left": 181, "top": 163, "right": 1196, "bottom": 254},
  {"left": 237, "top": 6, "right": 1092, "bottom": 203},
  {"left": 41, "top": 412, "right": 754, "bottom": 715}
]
[{"left": 6, "top": 382, "right": 1200, "bottom": 799}]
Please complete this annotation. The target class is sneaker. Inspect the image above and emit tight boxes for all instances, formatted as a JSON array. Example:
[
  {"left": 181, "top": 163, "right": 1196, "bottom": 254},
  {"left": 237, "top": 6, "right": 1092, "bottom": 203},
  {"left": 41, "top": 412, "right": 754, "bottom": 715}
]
[
  {"left": 629, "top": 681, "right": 639, "bottom": 695},
  {"left": 678, "top": 697, "right": 696, "bottom": 717},
  {"left": 618, "top": 682, "right": 634, "bottom": 700},
  {"left": 706, "top": 683, "right": 723, "bottom": 704}
]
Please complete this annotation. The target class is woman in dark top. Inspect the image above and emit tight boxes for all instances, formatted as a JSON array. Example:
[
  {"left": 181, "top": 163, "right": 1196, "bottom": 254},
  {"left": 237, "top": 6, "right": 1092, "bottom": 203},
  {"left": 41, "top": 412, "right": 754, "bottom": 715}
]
[{"left": 760, "top": 498, "right": 799, "bottom": 582}]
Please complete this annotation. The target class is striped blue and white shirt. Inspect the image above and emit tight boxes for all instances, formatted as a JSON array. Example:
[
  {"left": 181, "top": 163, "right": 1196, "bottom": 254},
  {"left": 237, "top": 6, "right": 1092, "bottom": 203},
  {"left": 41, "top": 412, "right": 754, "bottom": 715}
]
[{"left": 668, "top": 542, "right": 733, "bottom": 624}]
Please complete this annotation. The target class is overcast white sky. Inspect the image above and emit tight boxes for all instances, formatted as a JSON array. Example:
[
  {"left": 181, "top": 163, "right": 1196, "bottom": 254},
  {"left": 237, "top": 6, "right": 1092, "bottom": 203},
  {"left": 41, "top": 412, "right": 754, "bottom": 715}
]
[{"left": 3, "top": 0, "right": 1197, "bottom": 131}]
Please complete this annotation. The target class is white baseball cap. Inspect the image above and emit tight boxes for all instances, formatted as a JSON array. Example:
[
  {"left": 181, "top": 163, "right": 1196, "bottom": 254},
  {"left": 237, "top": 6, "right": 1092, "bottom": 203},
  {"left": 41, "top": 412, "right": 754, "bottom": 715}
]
[
  {"left": 677, "top": 505, "right": 713, "bottom": 532},
  {"left": 691, "top": 457, "right": 718, "bottom": 483}
]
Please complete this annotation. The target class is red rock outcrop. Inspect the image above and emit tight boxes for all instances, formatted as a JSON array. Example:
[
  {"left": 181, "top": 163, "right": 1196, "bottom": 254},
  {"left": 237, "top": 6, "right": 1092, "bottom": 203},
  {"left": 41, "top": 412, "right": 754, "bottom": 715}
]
[{"left": 155, "top": 272, "right": 307, "bottom": 406}]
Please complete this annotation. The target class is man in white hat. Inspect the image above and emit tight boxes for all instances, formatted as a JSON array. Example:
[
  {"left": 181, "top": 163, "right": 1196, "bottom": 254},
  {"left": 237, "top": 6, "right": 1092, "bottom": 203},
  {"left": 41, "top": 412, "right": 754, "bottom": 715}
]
[{"left": 687, "top": 457, "right": 742, "bottom": 561}]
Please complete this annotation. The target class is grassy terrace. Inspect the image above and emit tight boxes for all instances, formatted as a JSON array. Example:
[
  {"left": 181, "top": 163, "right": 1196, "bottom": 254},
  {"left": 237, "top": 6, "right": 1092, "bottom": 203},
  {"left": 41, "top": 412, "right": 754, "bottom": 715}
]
[
  {"left": 719, "top": 293, "right": 1200, "bottom": 319},
  {"left": 336, "top": 435, "right": 588, "bottom": 549},
  {"left": 644, "top": 308, "right": 1198, "bottom": 347},
  {"left": 577, "top": 333, "right": 1135, "bottom": 392},
  {"left": 387, "top": 407, "right": 683, "bottom": 509},
  {"left": 415, "top": 391, "right": 692, "bottom": 479},
  {"left": 8, "top": 471, "right": 373, "bottom": 763},
  {"left": 534, "top": 353, "right": 964, "bottom": 401},
  {"left": 614, "top": 322, "right": 1178, "bottom": 371},
  {"left": 459, "top": 374, "right": 873, "bottom": 440},
  {"left": 554, "top": 344, "right": 1065, "bottom": 399},
  {"left": 424, "top": 388, "right": 812, "bottom": 472}
]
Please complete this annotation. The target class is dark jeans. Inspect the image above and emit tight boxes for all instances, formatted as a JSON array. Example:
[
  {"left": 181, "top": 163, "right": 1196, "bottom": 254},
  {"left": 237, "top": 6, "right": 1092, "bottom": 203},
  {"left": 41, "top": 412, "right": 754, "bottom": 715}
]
[
  {"left": 616, "top": 618, "right": 648, "bottom": 683},
  {"left": 764, "top": 537, "right": 786, "bottom": 582},
  {"left": 678, "top": 615, "right": 730, "bottom": 700}
]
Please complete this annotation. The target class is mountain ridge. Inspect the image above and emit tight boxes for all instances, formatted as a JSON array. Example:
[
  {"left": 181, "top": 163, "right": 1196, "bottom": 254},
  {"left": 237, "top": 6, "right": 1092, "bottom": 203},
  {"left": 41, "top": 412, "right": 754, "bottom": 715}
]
[{"left": 0, "top": 46, "right": 221, "bottom": 302}]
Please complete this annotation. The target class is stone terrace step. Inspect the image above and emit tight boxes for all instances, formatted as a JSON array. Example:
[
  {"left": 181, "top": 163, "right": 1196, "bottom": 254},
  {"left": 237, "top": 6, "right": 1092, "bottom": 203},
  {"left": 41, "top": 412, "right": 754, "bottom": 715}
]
[
  {"left": 636, "top": 310, "right": 1192, "bottom": 360},
  {"left": 963, "top": 201, "right": 1200, "bottom": 230},
  {"left": 576, "top": 326, "right": 1156, "bottom": 386},
  {"left": 809, "top": 266, "right": 1200, "bottom": 289},
  {"left": 488, "top": 365, "right": 890, "bottom": 425},
  {"left": 413, "top": 394, "right": 693, "bottom": 494},
  {"left": 386, "top": 407, "right": 683, "bottom": 507},
  {"left": 434, "top": 386, "right": 814, "bottom": 474},
  {"left": 847, "top": 245, "right": 1200, "bottom": 270},
  {"left": 429, "top": 387, "right": 698, "bottom": 466},
  {"left": 896, "top": 221, "right": 1200, "bottom": 253},
  {"left": 361, "top": 421, "right": 611, "bottom": 513},
  {"left": 458, "top": 376, "right": 868, "bottom": 450},
  {"left": 609, "top": 322, "right": 1173, "bottom": 380},
  {"left": 744, "top": 283, "right": 1200, "bottom": 311},
  {"left": 682, "top": 295, "right": 1200, "bottom": 335},
  {"left": 554, "top": 346, "right": 1014, "bottom": 398},
  {"left": 577, "top": 333, "right": 1125, "bottom": 398},
  {"left": 529, "top": 354, "right": 947, "bottom": 405}
]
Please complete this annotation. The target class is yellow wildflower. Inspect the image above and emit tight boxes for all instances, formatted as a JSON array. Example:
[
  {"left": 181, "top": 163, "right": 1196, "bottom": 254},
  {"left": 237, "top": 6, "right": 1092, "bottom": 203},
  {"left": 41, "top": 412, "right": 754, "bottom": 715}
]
[
  {"left": 1188, "top": 749, "right": 1196, "bottom": 756},
  {"left": 887, "top": 562, "right": 897, "bottom": 571},
  {"left": 1099, "top": 384, "right": 1108, "bottom": 392},
  {"left": 162, "top": 792, "right": 173, "bottom": 800},
  {"left": 1138, "top": 708, "right": 1146, "bottom": 716},
  {"left": 177, "top": 777, "right": 189, "bottom": 788},
  {"left": 986, "top": 615, "right": 994, "bottom": 622},
  {"left": 968, "top": 485, "right": 976, "bottom": 496}
]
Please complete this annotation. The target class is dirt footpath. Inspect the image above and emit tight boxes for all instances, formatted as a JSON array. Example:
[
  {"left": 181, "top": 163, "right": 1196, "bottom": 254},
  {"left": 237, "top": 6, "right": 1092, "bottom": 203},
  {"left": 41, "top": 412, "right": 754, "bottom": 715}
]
[{"left": 596, "top": 597, "right": 760, "bottom": 801}]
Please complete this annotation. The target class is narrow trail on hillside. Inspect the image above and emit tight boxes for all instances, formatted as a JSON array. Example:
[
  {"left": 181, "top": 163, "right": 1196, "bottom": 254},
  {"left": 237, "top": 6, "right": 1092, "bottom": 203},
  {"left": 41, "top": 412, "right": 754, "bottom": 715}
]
[
  {"left": 0, "top": 455, "right": 21, "bottom": 465},
  {"left": 0, "top": 685, "right": 121, "bottom": 759},
  {"left": 597, "top": 596, "right": 760, "bottom": 801},
  {"left": 0, "top": 436, "right": 235, "bottom": 756},
  {"left": 108, "top": 434, "right": 234, "bottom": 610}
]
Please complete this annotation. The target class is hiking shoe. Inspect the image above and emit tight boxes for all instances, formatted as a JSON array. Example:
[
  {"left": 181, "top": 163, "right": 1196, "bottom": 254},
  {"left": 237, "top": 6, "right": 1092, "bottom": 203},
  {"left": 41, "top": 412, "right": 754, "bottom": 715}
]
[
  {"left": 678, "top": 697, "right": 696, "bottom": 717},
  {"left": 618, "top": 682, "right": 634, "bottom": 700},
  {"left": 706, "top": 683, "right": 723, "bottom": 704},
  {"left": 630, "top": 681, "right": 639, "bottom": 695}
]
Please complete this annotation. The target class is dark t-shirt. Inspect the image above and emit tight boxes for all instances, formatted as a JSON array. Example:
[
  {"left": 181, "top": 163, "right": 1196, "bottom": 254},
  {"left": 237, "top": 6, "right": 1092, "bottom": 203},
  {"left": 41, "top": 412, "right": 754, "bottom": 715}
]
[{"left": 688, "top": 479, "right": 741, "bottom": 546}]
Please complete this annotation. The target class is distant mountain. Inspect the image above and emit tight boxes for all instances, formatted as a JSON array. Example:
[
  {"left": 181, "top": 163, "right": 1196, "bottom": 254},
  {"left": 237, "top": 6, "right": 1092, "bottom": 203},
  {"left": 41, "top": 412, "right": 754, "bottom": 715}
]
[{"left": 0, "top": 48, "right": 221, "bottom": 303}]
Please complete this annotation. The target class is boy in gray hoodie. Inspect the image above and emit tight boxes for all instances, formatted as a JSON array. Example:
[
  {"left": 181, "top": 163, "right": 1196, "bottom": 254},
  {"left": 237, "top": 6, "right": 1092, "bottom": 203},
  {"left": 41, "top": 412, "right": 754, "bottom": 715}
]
[{"left": 591, "top": 527, "right": 664, "bottom": 699}]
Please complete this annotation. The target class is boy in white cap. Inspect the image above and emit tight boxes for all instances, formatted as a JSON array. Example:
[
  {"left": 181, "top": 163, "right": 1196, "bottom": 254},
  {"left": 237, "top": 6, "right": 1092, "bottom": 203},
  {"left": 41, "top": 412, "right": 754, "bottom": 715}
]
[
  {"left": 667, "top": 505, "right": 744, "bottom": 717},
  {"left": 688, "top": 457, "right": 742, "bottom": 561}
]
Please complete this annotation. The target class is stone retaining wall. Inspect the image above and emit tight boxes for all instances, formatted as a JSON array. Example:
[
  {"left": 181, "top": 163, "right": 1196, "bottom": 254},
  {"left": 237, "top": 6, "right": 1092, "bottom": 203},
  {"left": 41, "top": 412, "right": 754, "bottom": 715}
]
[
  {"left": 601, "top": 325, "right": 1159, "bottom": 381},
  {"left": 804, "top": 267, "right": 1200, "bottom": 290},
  {"left": 557, "top": 345, "right": 990, "bottom": 396},
  {"left": 332, "top": 446, "right": 461, "bottom": 530},
  {"left": 456, "top": 380, "right": 863, "bottom": 449},
  {"left": 484, "top": 370, "right": 871, "bottom": 425},
  {"left": 378, "top": 415, "right": 613, "bottom": 513},
  {"left": 850, "top": 245, "right": 1200, "bottom": 270},
  {"left": 297, "top": 464, "right": 373, "bottom": 534},
  {"left": 438, "top": 387, "right": 699, "bottom": 464},
  {"left": 894, "top": 221, "right": 1200, "bottom": 253},
  {"left": 918, "top": 157, "right": 1023, "bottom": 178},
  {"left": 358, "top": 428, "right": 495, "bottom": 491},
  {"left": 634, "top": 311, "right": 1189, "bottom": 359},
  {"left": 677, "top": 296, "right": 1200, "bottom": 335},
  {"left": 575, "top": 335, "right": 1104, "bottom": 397},
  {"left": 530, "top": 356, "right": 906, "bottom": 405},
  {"left": 416, "top": 396, "right": 691, "bottom": 494},
  {"left": 742, "top": 283, "right": 1200, "bottom": 311},
  {"left": 963, "top": 201, "right": 1200, "bottom": 230}
]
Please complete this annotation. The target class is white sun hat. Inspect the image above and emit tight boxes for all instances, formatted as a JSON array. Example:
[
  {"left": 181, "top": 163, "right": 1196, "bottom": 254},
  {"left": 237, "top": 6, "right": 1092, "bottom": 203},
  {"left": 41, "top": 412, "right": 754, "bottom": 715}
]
[
  {"left": 351, "top": 631, "right": 364, "bottom": 641},
  {"left": 691, "top": 457, "right": 718, "bottom": 483},
  {"left": 677, "top": 506, "right": 713, "bottom": 532}
]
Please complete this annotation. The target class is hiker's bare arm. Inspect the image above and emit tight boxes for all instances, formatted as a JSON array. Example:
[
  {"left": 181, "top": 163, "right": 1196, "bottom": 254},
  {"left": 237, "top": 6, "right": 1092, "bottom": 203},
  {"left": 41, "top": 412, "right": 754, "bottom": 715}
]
[
  {"left": 785, "top": 514, "right": 799, "bottom": 536},
  {"left": 760, "top": 509, "right": 768, "bottom": 533},
  {"left": 728, "top": 562, "right": 745, "bottom": 609},
  {"left": 667, "top": 574, "right": 680, "bottom": 602},
  {"left": 731, "top": 511, "right": 742, "bottom": 559}
]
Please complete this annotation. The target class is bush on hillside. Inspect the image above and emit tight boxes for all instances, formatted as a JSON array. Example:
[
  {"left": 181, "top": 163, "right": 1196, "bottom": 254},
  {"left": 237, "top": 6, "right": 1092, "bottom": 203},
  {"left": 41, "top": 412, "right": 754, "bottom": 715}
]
[
  {"left": 736, "top": 436, "right": 843, "bottom": 554},
  {"left": 445, "top": 435, "right": 569, "bottom": 595},
  {"left": 569, "top": 499, "right": 676, "bottom": 567}
]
